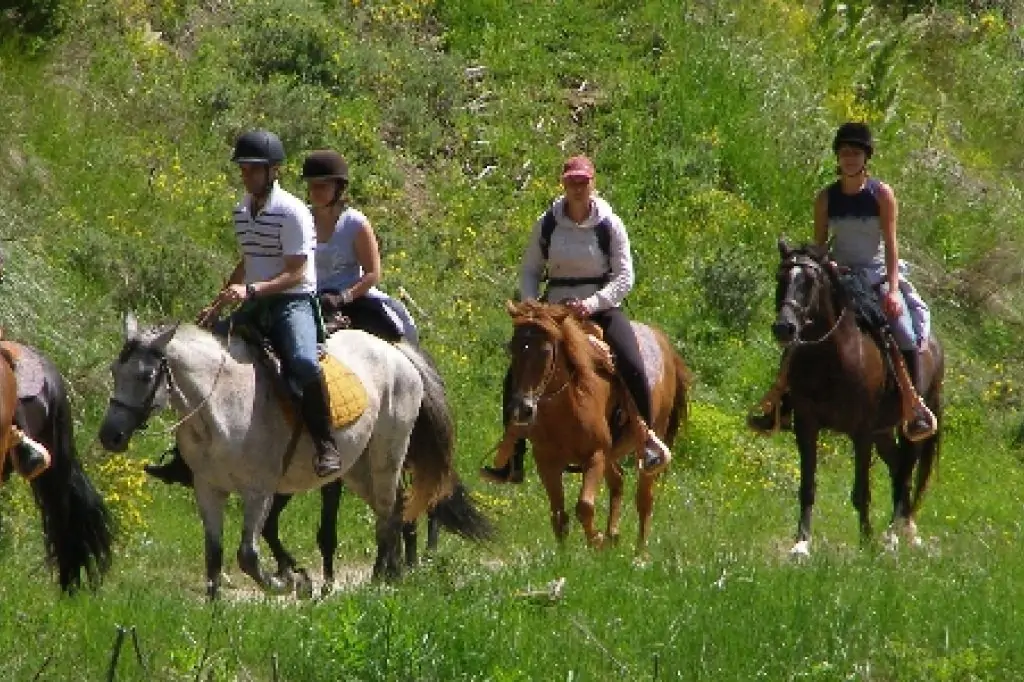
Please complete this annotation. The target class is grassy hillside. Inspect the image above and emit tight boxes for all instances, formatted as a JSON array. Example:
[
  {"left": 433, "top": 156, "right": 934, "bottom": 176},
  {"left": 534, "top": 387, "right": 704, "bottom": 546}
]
[{"left": 2, "top": 0, "right": 1024, "bottom": 678}]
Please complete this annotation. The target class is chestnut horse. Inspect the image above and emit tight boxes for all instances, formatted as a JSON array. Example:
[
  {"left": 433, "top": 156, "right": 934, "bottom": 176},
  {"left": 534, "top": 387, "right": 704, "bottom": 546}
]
[
  {"left": 0, "top": 341, "right": 113, "bottom": 592},
  {"left": 772, "top": 241, "right": 942, "bottom": 556},
  {"left": 502, "top": 300, "right": 691, "bottom": 554}
]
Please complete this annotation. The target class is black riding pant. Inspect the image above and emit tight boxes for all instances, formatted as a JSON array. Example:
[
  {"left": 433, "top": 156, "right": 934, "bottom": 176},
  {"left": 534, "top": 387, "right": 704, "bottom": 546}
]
[
  {"left": 591, "top": 307, "right": 653, "bottom": 424},
  {"left": 320, "top": 291, "right": 404, "bottom": 343}
]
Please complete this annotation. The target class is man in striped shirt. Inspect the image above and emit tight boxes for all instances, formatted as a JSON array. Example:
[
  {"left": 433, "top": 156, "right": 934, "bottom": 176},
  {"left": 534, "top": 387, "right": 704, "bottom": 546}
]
[{"left": 145, "top": 130, "right": 342, "bottom": 483}]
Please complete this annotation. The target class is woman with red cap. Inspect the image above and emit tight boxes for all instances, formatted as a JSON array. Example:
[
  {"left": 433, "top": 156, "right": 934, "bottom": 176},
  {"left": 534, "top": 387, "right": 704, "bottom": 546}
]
[{"left": 482, "top": 154, "right": 672, "bottom": 483}]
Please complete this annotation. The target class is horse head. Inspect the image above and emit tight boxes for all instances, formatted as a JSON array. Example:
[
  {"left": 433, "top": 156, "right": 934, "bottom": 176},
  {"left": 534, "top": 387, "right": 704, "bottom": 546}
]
[
  {"left": 98, "top": 312, "right": 178, "bottom": 452},
  {"left": 773, "top": 239, "right": 842, "bottom": 346},
  {"left": 504, "top": 300, "right": 610, "bottom": 427}
]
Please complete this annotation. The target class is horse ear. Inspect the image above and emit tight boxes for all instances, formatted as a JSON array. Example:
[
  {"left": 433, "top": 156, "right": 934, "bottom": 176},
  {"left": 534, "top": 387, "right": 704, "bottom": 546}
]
[
  {"left": 122, "top": 312, "right": 138, "bottom": 342},
  {"left": 148, "top": 322, "right": 180, "bottom": 352},
  {"left": 778, "top": 237, "right": 792, "bottom": 259},
  {"left": 807, "top": 243, "right": 828, "bottom": 261}
]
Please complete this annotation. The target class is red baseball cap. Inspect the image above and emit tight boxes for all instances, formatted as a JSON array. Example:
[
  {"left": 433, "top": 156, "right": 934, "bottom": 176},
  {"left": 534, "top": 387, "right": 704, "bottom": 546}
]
[{"left": 562, "top": 155, "right": 595, "bottom": 181}]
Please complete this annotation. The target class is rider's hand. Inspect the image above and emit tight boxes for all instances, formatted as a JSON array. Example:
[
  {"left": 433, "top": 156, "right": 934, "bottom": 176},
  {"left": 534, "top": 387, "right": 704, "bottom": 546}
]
[
  {"left": 883, "top": 289, "right": 903, "bottom": 319},
  {"left": 565, "top": 299, "right": 590, "bottom": 319},
  {"left": 221, "top": 283, "right": 248, "bottom": 305}
]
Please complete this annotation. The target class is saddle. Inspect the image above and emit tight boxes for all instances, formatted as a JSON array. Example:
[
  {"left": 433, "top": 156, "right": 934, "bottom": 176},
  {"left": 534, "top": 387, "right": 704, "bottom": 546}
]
[
  {"left": 0, "top": 340, "right": 52, "bottom": 481},
  {"left": 223, "top": 323, "right": 368, "bottom": 429},
  {"left": 835, "top": 270, "right": 898, "bottom": 383}
]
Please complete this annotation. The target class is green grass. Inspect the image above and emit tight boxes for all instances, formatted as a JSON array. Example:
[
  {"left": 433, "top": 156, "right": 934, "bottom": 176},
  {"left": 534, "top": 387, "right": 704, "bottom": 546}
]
[{"left": 2, "top": 0, "right": 1024, "bottom": 678}]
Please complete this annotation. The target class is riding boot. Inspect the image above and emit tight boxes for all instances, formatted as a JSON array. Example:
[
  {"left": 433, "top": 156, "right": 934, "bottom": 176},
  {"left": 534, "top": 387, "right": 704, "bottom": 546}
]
[
  {"left": 301, "top": 380, "right": 343, "bottom": 477},
  {"left": 12, "top": 428, "right": 50, "bottom": 481},
  {"left": 480, "top": 437, "right": 526, "bottom": 484},
  {"left": 639, "top": 425, "right": 672, "bottom": 475},
  {"left": 143, "top": 445, "right": 194, "bottom": 487},
  {"left": 747, "top": 350, "right": 793, "bottom": 434},
  {"left": 900, "top": 349, "right": 937, "bottom": 442}
]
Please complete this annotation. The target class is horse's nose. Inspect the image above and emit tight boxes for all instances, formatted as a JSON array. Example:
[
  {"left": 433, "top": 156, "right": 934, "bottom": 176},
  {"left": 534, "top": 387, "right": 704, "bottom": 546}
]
[
  {"left": 772, "top": 321, "right": 796, "bottom": 344},
  {"left": 510, "top": 396, "right": 536, "bottom": 425},
  {"left": 98, "top": 421, "right": 128, "bottom": 453}
]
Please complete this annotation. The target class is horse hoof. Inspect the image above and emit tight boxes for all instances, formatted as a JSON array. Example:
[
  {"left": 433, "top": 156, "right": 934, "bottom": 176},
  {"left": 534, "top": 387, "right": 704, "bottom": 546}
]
[
  {"left": 588, "top": 533, "right": 606, "bottom": 550},
  {"left": 632, "top": 553, "right": 651, "bottom": 569},
  {"left": 789, "top": 540, "right": 811, "bottom": 559},
  {"left": 319, "top": 581, "right": 336, "bottom": 599}
]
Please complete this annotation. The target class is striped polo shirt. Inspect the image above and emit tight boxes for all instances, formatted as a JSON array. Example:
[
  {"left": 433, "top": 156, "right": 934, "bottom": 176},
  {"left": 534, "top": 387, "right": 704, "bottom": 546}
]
[{"left": 232, "top": 181, "right": 316, "bottom": 294}]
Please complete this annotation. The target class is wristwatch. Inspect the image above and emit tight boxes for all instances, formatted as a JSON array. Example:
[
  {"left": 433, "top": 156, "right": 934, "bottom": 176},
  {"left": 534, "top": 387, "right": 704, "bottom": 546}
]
[{"left": 246, "top": 283, "right": 257, "bottom": 300}]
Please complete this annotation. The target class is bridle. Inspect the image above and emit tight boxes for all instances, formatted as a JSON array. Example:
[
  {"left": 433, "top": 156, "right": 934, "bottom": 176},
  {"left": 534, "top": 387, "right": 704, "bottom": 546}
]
[
  {"left": 779, "top": 255, "right": 849, "bottom": 347},
  {"left": 108, "top": 327, "right": 228, "bottom": 435},
  {"left": 511, "top": 324, "right": 571, "bottom": 403}
]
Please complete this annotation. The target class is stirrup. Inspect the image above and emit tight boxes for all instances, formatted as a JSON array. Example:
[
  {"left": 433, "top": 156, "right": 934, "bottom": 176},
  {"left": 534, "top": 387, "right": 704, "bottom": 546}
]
[{"left": 902, "top": 404, "right": 937, "bottom": 442}]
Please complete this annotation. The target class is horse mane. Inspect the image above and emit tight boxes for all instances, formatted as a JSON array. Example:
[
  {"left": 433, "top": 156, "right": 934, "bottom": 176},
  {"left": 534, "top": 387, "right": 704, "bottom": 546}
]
[{"left": 506, "top": 300, "right": 613, "bottom": 403}]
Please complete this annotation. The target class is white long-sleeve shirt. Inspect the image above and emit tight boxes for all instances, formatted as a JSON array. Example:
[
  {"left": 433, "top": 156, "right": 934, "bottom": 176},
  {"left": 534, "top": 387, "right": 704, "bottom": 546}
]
[{"left": 519, "top": 195, "right": 634, "bottom": 313}]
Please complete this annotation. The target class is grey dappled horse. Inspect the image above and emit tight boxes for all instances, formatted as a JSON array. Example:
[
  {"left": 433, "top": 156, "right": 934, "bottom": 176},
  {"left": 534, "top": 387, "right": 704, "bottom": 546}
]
[{"left": 99, "top": 313, "right": 464, "bottom": 598}]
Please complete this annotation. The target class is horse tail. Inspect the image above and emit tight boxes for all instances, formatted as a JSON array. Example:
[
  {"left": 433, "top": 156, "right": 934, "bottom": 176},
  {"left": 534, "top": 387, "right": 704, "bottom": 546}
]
[
  {"left": 663, "top": 345, "right": 693, "bottom": 448},
  {"left": 395, "top": 342, "right": 455, "bottom": 523},
  {"left": 31, "top": 368, "right": 114, "bottom": 593},
  {"left": 428, "top": 477, "right": 496, "bottom": 542}
]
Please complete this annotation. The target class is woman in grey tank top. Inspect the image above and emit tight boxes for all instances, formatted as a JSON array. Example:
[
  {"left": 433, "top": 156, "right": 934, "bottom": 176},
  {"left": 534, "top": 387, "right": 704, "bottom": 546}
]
[
  {"left": 301, "top": 150, "right": 418, "bottom": 344},
  {"left": 747, "top": 123, "right": 936, "bottom": 441}
]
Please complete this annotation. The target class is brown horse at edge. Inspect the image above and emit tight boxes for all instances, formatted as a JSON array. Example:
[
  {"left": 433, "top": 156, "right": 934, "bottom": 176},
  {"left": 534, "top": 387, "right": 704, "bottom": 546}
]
[{"left": 498, "top": 300, "right": 691, "bottom": 555}]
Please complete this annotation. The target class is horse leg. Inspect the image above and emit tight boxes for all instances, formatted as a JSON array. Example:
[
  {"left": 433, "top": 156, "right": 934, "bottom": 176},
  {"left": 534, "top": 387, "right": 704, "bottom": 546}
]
[
  {"left": 426, "top": 508, "right": 440, "bottom": 552},
  {"left": 791, "top": 422, "right": 820, "bottom": 558},
  {"left": 636, "top": 462, "right": 656, "bottom": 558},
  {"left": 236, "top": 490, "right": 286, "bottom": 594},
  {"left": 850, "top": 437, "right": 874, "bottom": 546},
  {"left": 372, "top": 489, "right": 404, "bottom": 582},
  {"left": 605, "top": 459, "right": 625, "bottom": 546},
  {"left": 536, "top": 456, "right": 570, "bottom": 543},
  {"left": 262, "top": 494, "right": 297, "bottom": 580},
  {"left": 194, "top": 484, "right": 229, "bottom": 600},
  {"left": 881, "top": 436, "right": 918, "bottom": 550},
  {"left": 575, "top": 452, "right": 606, "bottom": 548},
  {"left": 317, "top": 482, "right": 342, "bottom": 585},
  {"left": 402, "top": 517, "right": 419, "bottom": 568}
]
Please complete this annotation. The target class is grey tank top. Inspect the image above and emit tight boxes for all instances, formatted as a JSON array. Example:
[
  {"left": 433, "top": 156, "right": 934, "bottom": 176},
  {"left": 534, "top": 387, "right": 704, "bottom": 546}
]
[{"left": 827, "top": 178, "right": 885, "bottom": 269}]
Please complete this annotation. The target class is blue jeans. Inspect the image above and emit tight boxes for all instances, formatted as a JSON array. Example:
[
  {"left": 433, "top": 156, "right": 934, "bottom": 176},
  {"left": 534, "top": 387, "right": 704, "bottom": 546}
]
[
  {"left": 222, "top": 294, "right": 321, "bottom": 394},
  {"left": 876, "top": 282, "right": 917, "bottom": 351}
]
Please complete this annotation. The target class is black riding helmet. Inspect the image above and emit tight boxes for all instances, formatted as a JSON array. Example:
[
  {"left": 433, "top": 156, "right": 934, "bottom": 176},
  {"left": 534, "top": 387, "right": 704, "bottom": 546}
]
[
  {"left": 832, "top": 122, "right": 874, "bottom": 159},
  {"left": 301, "top": 150, "right": 349, "bottom": 181},
  {"left": 232, "top": 130, "right": 286, "bottom": 165}
]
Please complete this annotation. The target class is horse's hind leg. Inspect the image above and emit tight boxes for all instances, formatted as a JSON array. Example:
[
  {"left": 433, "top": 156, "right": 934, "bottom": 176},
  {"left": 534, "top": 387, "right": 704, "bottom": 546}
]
[
  {"left": 262, "top": 493, "right": 297, "bottom": 579},
  {"left": 402, "top": 518, "right": 419, "bottom": 567},
  {"left": 372, "top": 489, "right": 404, "bottom": 582},
  {"left": 317, "top": 482, "right": 343, "bottom": 584},
  {"left": 605, "top": 460, "right": 625, "bottom": 545},
  {"left": 236, "top": 490, "right": 286, "bottom": 594},
  {"left": 194, "top": 484, "right": 229, "bottom": 600},
  {"left": 851, "top": 438, "right": 874, "bottom": 546},
  {"left": 636, "top": 466, "right": 656, "bottom": 558}
]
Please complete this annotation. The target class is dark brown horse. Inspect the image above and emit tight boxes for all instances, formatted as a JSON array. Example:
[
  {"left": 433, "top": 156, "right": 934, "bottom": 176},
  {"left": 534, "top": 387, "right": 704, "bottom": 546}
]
[
  {"left": 0, "top": 341, "right": 113, "bottom": 591},
  {"left": 501, "top": 300, "right": 691, "bottom": 555},
  {"left": 772, "top": 241, "right": 942, "bottom": 556}
]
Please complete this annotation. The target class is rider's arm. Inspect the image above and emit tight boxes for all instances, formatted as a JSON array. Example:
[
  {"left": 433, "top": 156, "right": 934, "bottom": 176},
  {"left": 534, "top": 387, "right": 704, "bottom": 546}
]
[
  {"left": 877, "top": 181, "right": 900, "bottom": 293},
  {"left": 582, "top": 215, "right": 633, "bottom": 314},
  {"left": 519, "top": 216, "right": 546, "bottom": 301},
  {"left": 341, "top": 219, "right": 382, "bottom": 303},
  {"left": 250, "top": 254, "right": 309, "bottom": 297}
]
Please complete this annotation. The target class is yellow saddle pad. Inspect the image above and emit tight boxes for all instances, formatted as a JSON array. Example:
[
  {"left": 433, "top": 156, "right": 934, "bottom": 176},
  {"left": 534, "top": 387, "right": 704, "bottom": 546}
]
[{"left": 321, "top": 353, "right": 368, "bottom": 428}]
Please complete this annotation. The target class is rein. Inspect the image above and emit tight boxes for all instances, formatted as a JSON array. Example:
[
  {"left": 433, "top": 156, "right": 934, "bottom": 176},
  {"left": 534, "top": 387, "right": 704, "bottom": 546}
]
[{"left": 790, "top": 306, "right": 850, "bottom": 347}]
